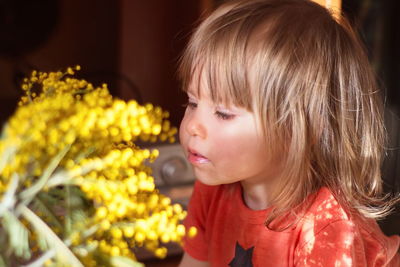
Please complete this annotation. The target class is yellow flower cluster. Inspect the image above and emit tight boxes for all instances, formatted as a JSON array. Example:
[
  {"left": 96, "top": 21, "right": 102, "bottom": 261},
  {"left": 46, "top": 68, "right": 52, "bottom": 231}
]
[
  {"left": 1, "top": 67, "right": 176, "bottom": 191},
  {"left": 0, "top": 67, "right": 196, "bottom": 266}
]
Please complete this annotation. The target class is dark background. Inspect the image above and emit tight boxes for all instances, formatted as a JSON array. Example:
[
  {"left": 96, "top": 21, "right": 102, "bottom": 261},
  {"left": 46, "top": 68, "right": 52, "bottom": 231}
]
[
  {"left": 341, "top": 0, "right": 400, "bottom": 236},
  {"left": 0, "top": 0, "right": 203, "bottom": 127},
  {"left": 0, "top": 0, "right": 398, "bottom": 128},
  {"left": 0, "top": 0, "right": 399, "bottom": 235}
]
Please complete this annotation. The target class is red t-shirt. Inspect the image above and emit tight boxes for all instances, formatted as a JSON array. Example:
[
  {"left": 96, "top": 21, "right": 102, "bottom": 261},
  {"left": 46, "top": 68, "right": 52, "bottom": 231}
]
[{"left": 183, "top": 181, "right": 400, "bottom": 266}]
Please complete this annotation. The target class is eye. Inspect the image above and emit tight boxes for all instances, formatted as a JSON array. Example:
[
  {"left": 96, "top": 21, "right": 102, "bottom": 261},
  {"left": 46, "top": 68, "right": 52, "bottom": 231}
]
[
  {"left": 215, "top": 110, "right": 235, "bottom": 120},
  {"left": 183, "top": 100, "right": 197, "bottom": 109}
]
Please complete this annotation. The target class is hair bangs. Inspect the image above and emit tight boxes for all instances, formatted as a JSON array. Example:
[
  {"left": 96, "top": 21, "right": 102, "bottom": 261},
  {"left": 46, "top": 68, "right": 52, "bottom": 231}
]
[{"left": 178, "top": 5, "right": 261, "bottom": 111}]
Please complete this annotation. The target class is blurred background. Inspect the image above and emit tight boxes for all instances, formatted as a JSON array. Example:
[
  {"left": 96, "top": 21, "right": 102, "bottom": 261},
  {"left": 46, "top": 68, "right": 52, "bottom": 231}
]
[
  {"left": 0, "top": 0, "right": 399, "bottom": 265},
  {"left": 0, "top": 0, "right": 399, "bottom": 129}
]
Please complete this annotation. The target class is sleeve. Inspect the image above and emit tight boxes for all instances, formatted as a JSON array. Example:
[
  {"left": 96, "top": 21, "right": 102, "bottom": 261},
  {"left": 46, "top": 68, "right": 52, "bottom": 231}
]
[
  {"left": 182, "top": 180, "right": 212, "bottom": 261},
  {"left": 294, "top": 220, "right": 390, "bottom": 267}
]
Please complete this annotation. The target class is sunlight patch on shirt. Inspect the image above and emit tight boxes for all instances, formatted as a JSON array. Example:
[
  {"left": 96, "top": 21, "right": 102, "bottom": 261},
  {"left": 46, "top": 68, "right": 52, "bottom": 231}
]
[
  {"left": 303, "top": 219, "right": 316, "bottom": 255},
  {"left": 343, "top": 233, "right": 354, "bottom": 249},
  {"left": 334, "top": 253, "right": 353, "bottom": 266}
]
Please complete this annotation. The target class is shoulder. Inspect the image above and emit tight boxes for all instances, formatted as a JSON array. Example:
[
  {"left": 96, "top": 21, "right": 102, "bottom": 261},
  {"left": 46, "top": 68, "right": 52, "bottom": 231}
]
[
  {"left": 295, "top": 187, "right": 354, "bottom": 255},
  {"left": 295, "top": 187, "right": 400, "bottom": 266},
  {"left": 298, "top": 187, "right": 388, "bottom": 243},
  {"left": 300, "top": 187, "right": 351, "bottom": 230}
]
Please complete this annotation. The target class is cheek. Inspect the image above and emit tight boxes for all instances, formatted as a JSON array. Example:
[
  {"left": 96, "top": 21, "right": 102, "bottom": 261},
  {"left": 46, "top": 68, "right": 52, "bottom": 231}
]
[
  {"left": 210, "top": 137, "right": 263, "bottom": 181},
  {"left": 178, "top": 121, "right": 185, "bottom": 142},
  {"left": 179, "top": 114, "right": 188, "bottom": 145},
  {"left": 213, "top": 135, "right": 245, "bottom": 158},
  {"left": 211, "top": 128, "right": 263, "bottom": 162}
]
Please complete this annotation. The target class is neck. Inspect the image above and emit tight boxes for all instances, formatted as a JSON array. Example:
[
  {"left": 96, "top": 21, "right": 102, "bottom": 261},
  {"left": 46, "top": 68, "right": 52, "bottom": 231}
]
[{"left": 240, "top": 179, "right": 273, "bottom": 210}]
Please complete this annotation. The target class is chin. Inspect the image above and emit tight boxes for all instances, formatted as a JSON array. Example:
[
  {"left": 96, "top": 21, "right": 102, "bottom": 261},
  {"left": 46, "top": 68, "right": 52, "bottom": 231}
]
[
  {"left": 195, "top": 173, "right": 221, "bottom": 186},
  {"left": 195, "top": 172, "right": 235, "bottom": 186},
  {"left": 196, "top": 177, "right": 217, "bottom": 186}
]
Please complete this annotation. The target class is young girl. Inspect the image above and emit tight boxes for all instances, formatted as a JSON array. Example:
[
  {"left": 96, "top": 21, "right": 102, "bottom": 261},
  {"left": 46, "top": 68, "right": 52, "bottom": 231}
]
[{"left": 177, "top": 0, "right": 400, "bottom": 266}]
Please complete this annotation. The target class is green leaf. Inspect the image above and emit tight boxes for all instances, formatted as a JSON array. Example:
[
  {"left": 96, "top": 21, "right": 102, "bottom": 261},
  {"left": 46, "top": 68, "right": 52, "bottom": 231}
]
[
  {"left": 110, "top": 256, "right": 144, "bottom": 267},
  {"left": 71, "top": 209, "right": 89, "bottom": 228},
  {"left": 46, "top": 158, "right": 103, "bottom": 188},
  {"left": 22, "top": 250, "right": 54, "bottom": 267},
  {"left": 0, "top": 173, "right": 19, "bottom": 217},
  {"left": 33, "top": 196, "right": 63, "bottom": 230},
  {"left": 74, "top": 146, "right": 96, "bottom": 163},
  {"left": 25, "top": 224, "right": 99, "bottom": 267},
  {"left": 17, "top": 204, "right": 84, "bottom": 267},
  {"left": 0, "top": 255, "right": 6, "bottom": 267},
  {"left": 45, "top": 171, "right": 74, "bottom": 189},
  {"left": 20, "top": 144, "right": 71, "bottom": 205},
  {"left": 0, "top": 122, "right": 8, "bottom": 139},
  {"left": 1, "top": 210, "right": 30, "bottom": 259},
  {"left": 65, "top": 185, "right": 72, "bottom": 236}
]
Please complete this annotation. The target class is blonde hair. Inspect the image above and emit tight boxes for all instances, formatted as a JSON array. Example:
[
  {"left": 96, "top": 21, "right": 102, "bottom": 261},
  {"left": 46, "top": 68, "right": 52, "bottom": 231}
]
[{"left": 177, "top": 0, "right": 397, "bottom": 224}]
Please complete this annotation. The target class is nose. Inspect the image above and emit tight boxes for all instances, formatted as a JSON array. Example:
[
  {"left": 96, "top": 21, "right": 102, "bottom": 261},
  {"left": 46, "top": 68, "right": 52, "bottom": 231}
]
[{"left": 185, "top": 112, "right": 207, "bottom": 139}]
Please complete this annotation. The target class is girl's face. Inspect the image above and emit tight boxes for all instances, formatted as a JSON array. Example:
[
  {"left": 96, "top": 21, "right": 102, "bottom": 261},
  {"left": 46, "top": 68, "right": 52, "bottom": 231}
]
[{"left": 179, "top": 76, "right": 279, "bottom": 186}]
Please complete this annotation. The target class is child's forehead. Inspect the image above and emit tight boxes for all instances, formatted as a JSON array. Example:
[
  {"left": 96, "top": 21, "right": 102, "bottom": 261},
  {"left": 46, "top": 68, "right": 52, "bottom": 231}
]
[
  {"left": 186, "top": 77, "right": 255, "bottom": 115},
  {"left": 186, "top": 67, "right": 235, "bottom": 103},
  {"left": 186, "top": 73, "right": 223, "bottom": 102},
  {"left": 183, "top": 32, "right": 256, "bottom": 111}
]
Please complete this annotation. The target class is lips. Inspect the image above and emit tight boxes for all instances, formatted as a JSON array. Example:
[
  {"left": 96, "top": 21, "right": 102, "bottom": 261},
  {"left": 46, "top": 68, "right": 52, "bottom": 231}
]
[{"left": 187, "top": 148, "right": 210, "bottom": 164}]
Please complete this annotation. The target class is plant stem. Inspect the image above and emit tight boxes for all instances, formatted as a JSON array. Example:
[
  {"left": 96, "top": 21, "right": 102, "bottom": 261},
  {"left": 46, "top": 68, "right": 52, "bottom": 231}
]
[{"left": 17, "top": 204, "right": 84, "bottom": 267}]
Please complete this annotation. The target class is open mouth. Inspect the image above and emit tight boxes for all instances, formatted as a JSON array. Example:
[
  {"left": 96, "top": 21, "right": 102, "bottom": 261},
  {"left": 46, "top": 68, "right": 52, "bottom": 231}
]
[{"left": 187, "top": 148, "right": 210, "bottom": 164}]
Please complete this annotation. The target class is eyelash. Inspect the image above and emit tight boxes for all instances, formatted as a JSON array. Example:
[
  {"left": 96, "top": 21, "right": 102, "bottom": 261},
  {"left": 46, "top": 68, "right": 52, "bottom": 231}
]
[
  {"left": 182, "top": 101, "right": 197, "bottom": 109},
  {"left": 183, "top": 101, "right": 235, "bottom": 120},
  {"left": 215, "top": 111, "right": 234, "bottom": 120}
]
